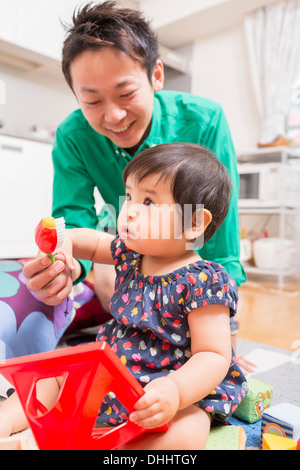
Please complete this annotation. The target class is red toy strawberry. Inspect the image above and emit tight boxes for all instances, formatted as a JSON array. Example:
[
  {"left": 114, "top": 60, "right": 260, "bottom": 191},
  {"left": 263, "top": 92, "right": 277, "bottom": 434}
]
[{"left": 35, "top": 216, "right": 65, "bottom": 263}]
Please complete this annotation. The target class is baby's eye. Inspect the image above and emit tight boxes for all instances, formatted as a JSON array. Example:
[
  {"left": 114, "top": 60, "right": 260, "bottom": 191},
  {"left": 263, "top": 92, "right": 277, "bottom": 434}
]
[
  {"left": 126, "top": 193, "right": 132, "bottom": 201},
  {"left": 144, "top": 197, "right": 154, "bottom": 206}
]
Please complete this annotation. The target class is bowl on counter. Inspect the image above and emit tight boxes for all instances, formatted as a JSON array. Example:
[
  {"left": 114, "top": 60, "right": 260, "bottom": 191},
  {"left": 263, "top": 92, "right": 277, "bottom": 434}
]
[{"left": 253, "top": 237, "right": 297, "bottom": 270}]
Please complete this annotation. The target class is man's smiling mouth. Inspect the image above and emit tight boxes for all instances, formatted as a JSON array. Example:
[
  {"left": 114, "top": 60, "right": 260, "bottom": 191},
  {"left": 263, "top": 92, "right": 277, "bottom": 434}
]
[{"left": 108, "top": 121, "right": 134, "bottom": 134}]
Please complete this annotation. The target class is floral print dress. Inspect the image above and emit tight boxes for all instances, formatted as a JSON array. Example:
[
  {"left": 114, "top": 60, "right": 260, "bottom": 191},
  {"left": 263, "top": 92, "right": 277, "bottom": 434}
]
[{"left": 96, "top": 236, "right": 248, "bottom": 426}]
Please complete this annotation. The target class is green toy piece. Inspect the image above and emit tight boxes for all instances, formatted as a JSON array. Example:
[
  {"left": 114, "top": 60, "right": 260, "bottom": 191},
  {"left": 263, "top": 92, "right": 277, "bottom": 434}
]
[
  {"left": 205, "top": 425, "right": 247, "bottom": 450},
  {"left": 233, "top": 377, "right": 273, "bottom": 423}
]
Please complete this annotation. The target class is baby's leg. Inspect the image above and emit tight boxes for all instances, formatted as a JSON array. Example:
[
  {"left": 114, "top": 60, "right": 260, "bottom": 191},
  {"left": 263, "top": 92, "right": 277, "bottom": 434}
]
[{"left": 120, "top": 405, "right": 211, "bottom": 451}]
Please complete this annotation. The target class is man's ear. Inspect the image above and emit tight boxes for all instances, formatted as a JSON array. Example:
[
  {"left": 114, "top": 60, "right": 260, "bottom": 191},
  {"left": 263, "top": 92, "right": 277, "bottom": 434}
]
[
  {"left": 152, "top": 59, "right": 164, "bottom": 92},
  {"left": 184, "top": 208, "right": 212, "bottom": 242}
]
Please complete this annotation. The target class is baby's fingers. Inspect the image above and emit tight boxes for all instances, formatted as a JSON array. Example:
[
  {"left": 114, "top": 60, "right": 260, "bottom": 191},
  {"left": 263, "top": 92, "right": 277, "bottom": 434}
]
[
  {"left": 133, "top": 388, "right": 157, "bottom": 411},
  {"left": 129, "top": 404, "right": 165, "bottom": 429},
  {"left": 55, "top": 252, "right": 75, "bottom": 271},
  {"left": 64, "top": 253, "right": 75, "bottom": 271}
]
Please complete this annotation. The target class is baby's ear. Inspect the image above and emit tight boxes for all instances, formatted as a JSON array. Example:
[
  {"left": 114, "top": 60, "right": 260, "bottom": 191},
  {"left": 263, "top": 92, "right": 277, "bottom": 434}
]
[{"left": 184, "top": 208, "right": 212, "bottom": 244}]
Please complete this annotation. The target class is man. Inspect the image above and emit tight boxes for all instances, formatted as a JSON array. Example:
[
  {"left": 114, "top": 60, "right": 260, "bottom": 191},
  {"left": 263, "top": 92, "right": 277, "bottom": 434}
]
[{"left": 23, "top": 1, "right": 246, "bottom": 331}]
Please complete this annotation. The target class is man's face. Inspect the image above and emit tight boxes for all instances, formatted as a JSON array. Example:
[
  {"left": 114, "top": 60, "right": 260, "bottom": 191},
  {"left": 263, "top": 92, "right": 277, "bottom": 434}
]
[{"left": 70, "top": 47, "right": 164, "bottom": 149}]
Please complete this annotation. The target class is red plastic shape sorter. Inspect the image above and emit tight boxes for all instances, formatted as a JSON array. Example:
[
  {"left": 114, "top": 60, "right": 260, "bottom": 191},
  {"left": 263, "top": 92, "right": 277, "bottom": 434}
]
[{"left": 0, "top": 341, "right": 168, "bottom": 450}]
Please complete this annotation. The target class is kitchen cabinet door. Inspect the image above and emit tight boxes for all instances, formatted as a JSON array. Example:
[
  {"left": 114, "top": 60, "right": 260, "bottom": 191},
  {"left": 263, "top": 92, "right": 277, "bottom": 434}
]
[
  {"left": 14, "top": 0, "right": 81, "bottom": 61},
  {"left": 14, "top": 0, "right": 65, "bottom": 60},
  {"left": 0, "top": 135, "right": 53, "bottom": 258},
  {"left": 0, "top": 0, "right": 17, "bottom": 44}
]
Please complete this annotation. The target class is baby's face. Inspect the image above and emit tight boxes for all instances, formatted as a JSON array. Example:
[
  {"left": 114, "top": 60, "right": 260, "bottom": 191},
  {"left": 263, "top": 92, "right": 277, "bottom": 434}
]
[{"left": 118, "top": 173, "right": 188, "bottom": 257}]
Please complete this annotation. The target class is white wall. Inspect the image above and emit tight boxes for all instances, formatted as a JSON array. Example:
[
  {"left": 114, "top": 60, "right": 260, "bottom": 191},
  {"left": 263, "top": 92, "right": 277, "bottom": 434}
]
[
  {"left": 0, "top": 62, "right": 77, "bottom": 139},
  {"left": 191, "top": 23, "right": 261, "bottom": 150}
]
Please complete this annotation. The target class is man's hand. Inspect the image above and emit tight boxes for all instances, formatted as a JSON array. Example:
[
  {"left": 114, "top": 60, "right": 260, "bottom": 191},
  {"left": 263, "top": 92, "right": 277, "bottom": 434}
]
[
  {"left": 22, "top": 253, "right": 74, "bottom": 306},
  {"left": 236, "top": 356, "right": 257, "bottom": 375}
]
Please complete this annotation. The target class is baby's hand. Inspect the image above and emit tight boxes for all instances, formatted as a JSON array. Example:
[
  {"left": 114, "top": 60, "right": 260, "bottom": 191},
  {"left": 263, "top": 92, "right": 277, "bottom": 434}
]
[
  {"left": 56, "top": 230, "right": 76, "bottom": 273},
  {"left": 129, "top": 377, "right": 180, "bottom": 429}
]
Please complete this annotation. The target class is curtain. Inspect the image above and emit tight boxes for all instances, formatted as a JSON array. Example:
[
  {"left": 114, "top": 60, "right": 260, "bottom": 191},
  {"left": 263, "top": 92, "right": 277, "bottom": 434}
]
[{"left": 244, "top": 0, "right": 300, "bottom": 144}]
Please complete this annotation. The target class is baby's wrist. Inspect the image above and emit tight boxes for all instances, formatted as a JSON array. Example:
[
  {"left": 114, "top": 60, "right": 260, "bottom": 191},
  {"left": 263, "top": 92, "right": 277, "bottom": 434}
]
[{"left": 164, "top": 376, "right": 181, "bottom": 410}]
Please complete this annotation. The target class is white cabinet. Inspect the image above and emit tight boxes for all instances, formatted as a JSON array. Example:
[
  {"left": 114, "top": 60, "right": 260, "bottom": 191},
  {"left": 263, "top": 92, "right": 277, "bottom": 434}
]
[
  {"left": 0, "top": 0, "right": 81, "bottom": 61},
  {"left": 0, "top": 0, "right": 189, "bottom": 79},
  {"left": 0, "top": 0, "right": 17, "bottom": 44},
  {"left": 0, "top": 135, "right": 53, "bottom": 258},
  {"left": 14, "top": 0, "right": 65, "bottom": 60},
  {"left": 237, "top": 147, "right": 300, "bottom": 287}
]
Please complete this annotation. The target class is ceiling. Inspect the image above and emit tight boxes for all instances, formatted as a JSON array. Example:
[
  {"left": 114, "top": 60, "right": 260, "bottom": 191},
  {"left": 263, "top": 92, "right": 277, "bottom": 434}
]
[{"left": 135, "top": 0, "right": 282, "bottom": 48}]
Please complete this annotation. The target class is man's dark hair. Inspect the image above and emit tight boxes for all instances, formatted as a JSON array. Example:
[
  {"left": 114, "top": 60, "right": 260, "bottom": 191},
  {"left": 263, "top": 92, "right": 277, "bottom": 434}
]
[
  {"left": 123, "top": 143, "right": 232, "bottom": 245},
  {"left": 62, "top": 1, "right": 159, "bottom": 89}
]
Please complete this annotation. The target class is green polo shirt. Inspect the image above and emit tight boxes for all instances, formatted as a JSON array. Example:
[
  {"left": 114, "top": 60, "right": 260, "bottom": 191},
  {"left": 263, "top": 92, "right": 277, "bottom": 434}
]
[{"left": 52, "top": 90, "right": 246, "bottom": 285}]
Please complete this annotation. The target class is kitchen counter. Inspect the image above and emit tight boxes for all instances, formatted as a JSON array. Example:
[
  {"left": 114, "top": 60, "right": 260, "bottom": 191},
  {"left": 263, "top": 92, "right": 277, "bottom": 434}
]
[{"left": 0, "top": 130, "right": 54, "bottom": 145}]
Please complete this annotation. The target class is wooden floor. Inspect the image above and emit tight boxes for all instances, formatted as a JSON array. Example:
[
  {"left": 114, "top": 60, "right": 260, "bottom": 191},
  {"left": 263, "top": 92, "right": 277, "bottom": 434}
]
[{"left": 237, "top": 276, "right": 300, "bottom": 351}]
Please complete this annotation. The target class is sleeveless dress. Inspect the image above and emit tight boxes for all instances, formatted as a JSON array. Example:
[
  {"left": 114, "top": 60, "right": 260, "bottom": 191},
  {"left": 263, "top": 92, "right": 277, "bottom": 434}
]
[{"left": 96, "top": 236, "right": 248, "bottom": 426}]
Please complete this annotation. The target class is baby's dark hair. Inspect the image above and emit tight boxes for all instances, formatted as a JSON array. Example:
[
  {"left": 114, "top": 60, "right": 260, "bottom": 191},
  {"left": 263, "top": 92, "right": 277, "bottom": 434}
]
[
  {"left": 123, "top": 143, "right": 232, "bottom": 245},
  {"left": 62, "top": 1, "right": 159, "bottom": 90}
]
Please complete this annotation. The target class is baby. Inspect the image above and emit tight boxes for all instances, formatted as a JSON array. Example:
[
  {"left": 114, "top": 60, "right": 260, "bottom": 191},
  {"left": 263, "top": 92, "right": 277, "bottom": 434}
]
[{"left": 0, "top": 143, "right": 248, "bottom": 449}]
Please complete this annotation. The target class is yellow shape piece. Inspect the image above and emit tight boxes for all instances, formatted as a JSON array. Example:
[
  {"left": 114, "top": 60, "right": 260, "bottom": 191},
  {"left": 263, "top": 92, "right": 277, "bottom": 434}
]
[
  {"left": 42, "top": 216, "right": 56, "bottom": 229},
  {"left": 262, "top": 433, "right": 297, "bottom": 450}
]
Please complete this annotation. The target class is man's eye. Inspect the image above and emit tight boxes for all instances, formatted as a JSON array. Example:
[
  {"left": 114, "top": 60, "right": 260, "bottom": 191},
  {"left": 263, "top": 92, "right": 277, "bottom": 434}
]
[
  {"left": 86, "top": 100, "right": 101, "bottom": 106},
  {"left": 121, "top": 91, "right": 135, "bottom": 98}
]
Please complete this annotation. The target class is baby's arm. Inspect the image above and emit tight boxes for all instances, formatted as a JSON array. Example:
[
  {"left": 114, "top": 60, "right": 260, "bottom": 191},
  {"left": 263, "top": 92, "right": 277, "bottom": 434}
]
[
  {"left": 170, "top": 304, "right": 232, "bottom": 409},
  {"left": 0, "top": 377, "right": 60, "bottom": 437},
  {"left": 130, "top": 304, "right": 231, "bottom": 428},
  {"left": 63, "top": 229, "right": 115, "bottom": 269}
]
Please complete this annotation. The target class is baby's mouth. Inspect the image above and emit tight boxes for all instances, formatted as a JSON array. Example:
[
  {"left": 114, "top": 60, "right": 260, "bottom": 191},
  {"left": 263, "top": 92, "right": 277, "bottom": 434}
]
[{"left": 120, "top": 225, "right": 136, "bottom": 240}]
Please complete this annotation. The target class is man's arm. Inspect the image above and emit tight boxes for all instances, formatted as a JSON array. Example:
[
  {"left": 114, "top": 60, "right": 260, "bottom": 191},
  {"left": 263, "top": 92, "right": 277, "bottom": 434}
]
[
  {"left": 52, "top": 127, "right": 99, "bottom": 283},
  {"left": 199, "top": 106, "right": 246, "bottom": 286}
]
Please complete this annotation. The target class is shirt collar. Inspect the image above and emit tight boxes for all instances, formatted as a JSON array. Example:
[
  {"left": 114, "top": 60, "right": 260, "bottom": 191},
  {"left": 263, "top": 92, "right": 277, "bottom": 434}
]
[{"left": 136, "top": 93, "right": 161, "bottom": 154}]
